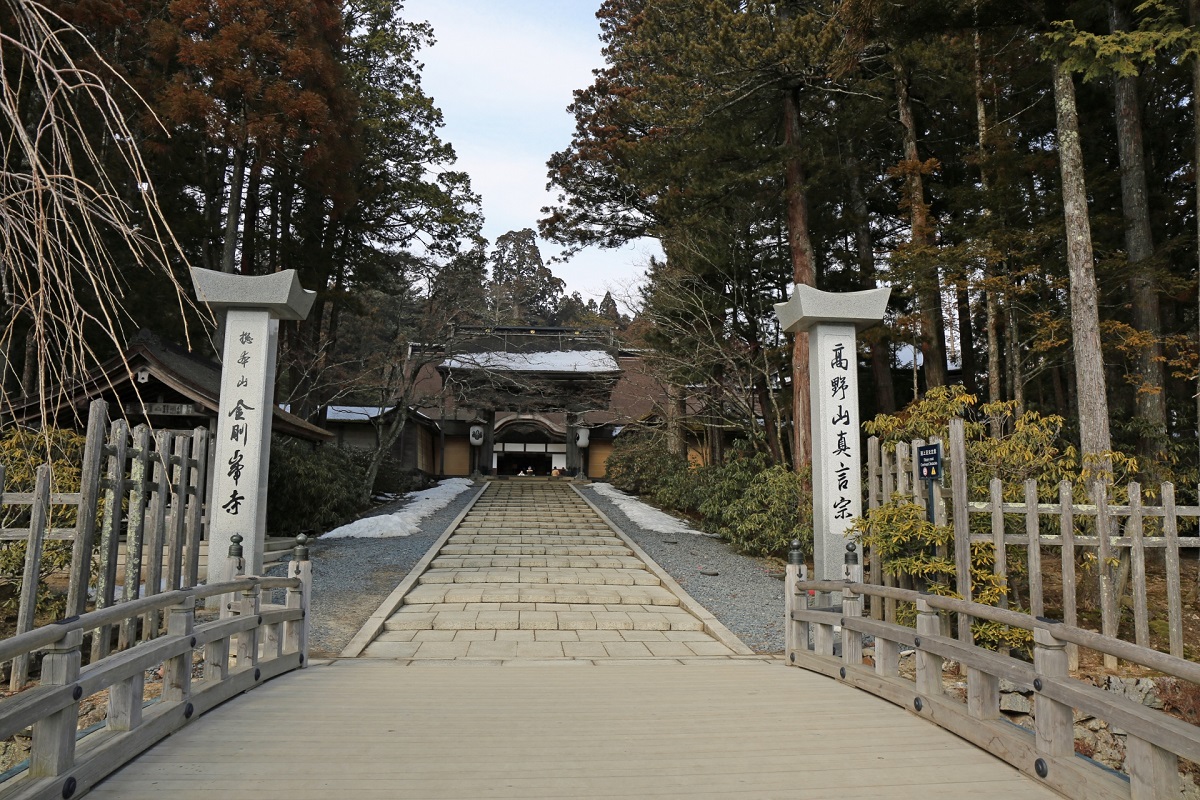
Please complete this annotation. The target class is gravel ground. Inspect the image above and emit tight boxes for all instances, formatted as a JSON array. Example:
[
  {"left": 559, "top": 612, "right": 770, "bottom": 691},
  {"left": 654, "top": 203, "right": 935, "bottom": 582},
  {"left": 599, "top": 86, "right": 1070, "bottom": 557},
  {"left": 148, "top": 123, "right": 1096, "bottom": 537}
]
[
  {"left": 576, "top": 484, "right": 786, "bottom": 653},
  {"left": 278, "top": 479, "right": 785, "bottom": 657},
  {"left": 269, "top": 481, "right": 485, "bottom": 658}
]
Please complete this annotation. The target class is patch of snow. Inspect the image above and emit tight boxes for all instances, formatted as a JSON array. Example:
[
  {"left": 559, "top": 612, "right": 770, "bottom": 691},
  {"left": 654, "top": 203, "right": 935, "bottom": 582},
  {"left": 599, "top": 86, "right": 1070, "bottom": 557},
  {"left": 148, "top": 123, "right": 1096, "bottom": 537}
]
[
  {"left": 323, "top": 478, "right": 475, "bottom": 539},
  {"left": 590, "top": 483, "right": 715, "bottom": 537},
  {"left": 441, "top": 350, "right": 619, "bottom": 374}
]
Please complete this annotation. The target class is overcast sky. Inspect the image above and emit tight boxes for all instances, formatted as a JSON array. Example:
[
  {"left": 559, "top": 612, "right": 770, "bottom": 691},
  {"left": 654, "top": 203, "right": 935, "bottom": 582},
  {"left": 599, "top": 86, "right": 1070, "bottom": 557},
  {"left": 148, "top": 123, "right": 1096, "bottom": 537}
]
[{"left": 402, "top": 0, "right": 657, "bottom": 310}]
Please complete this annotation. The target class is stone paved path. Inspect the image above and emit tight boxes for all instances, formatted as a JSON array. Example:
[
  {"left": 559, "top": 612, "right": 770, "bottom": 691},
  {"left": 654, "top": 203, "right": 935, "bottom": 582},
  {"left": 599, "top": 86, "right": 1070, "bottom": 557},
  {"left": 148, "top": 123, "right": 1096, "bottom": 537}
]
[{"left": 352, "top": 480, "right": 757, "bottom": 662}]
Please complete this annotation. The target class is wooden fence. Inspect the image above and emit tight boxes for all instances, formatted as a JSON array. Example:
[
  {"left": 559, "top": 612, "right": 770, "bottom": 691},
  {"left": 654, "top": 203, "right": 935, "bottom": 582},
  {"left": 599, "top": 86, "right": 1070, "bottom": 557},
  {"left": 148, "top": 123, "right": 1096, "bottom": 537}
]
[
  {"left": 2, "top": 400, "right": 212, "bottom": 689},
  {"left": 866, "top": 417, "right": 1199, "bottom": 668},
  {"left": 787, "top": 559, "right": 1200, "bottom": 800}
]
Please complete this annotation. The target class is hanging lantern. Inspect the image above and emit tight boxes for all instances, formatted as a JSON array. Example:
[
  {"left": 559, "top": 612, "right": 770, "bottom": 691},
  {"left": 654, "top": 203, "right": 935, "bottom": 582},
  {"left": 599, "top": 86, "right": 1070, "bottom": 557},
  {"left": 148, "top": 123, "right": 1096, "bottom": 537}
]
[
  {"left": 469, "top": 425, "right": 484, "bottom": 445},
  {"left": 575, "top": 428, "right": 590, "bottom": 448}
]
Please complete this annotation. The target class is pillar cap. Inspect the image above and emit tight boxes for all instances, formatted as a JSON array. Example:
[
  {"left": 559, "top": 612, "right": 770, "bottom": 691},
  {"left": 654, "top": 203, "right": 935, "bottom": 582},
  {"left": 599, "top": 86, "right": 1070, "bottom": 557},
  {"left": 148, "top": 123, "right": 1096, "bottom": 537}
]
[
  {"left": 191, "top": 267, "right": 316, "bottom": 321},
  {"left": 773, "top": 284, "right": 890, "bottom": 334}
]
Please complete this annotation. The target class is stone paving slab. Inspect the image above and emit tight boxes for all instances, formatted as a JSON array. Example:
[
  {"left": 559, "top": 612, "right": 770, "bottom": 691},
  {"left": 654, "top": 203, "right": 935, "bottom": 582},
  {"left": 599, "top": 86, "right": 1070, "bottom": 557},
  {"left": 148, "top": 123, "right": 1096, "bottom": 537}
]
[{"left": 355, "top": 481, "right": 750, "bottom": 661}]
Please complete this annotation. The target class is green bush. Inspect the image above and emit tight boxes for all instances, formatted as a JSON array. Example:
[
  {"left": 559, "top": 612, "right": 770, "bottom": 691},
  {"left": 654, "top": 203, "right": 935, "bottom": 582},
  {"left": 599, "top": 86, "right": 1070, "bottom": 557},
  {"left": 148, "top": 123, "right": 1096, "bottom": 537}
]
[
  {"left": 695, "top": 441, "right": 771, "bottom": 535},
  {"left": 604, "top": 429, "right": 690, "bottom": 498},
  {"left": 721, "top": 464, "right": 812, "bottom": 558},
  {"left": 0, "top": 427, "right": 87, "bottom": 618},
  {"left": 267, "top": 437, "right": 372, "bottom": 535}
]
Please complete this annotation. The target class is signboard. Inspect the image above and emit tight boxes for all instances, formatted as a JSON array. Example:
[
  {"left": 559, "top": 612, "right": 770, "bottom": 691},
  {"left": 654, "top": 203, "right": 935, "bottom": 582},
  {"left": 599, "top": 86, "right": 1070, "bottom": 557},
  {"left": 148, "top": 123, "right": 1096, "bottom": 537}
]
[
  {"left": 917, "top": 443, "right": 942, "bottom": 481},
  {"left": 125, "top": 403, "right": 198, "bottom": 417}
]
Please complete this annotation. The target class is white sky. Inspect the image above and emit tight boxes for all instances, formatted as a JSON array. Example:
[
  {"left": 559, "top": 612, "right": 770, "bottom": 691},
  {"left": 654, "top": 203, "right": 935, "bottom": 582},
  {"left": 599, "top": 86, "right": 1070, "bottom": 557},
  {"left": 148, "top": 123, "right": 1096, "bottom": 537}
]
[{"left": 402, "top": 0, "right": 658, "bottom": 310}]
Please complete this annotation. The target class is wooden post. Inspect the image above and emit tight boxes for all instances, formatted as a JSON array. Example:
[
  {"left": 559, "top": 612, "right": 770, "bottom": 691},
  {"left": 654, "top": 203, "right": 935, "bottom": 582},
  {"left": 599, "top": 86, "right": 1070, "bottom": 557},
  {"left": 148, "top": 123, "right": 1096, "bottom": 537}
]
[
  {"left": 184, "top": 426, "right": 209, "bottom": 589},
  {"left": 967, "top": 667, "right": 1001, "bottom": 721},
  {"left": 285, "top": 538, "right": 312, "bottom": 666},
  {"left": 949, "top": 418, "right": 973, "bottom": 644},
  {"left": 1162, "top": 483, "right": 1184, "bottom": 659},
  {"left": 119, "top": 425, "right": 151, "bottom": 651},
  {"left": 142, "top": 431, "right": 171, "bottom": 640},
  {"left": 11, "top": 465, "right": 51, "bottom": 691},
  {"left": 990, "top": 477, "right": 1007, "bottom": 608},
  {"left": 1126, "top": 734, "right": 1182, "bottom": 800},
  {"left": 842, "top": 544, "right": 863, "bottom": 668},
  {"left": 1025, "top": 479, "right": 1043, "bottom": 618},
  {"left": 897, "top": 441, "right": 911, "bottom": 497},
  {"left": 915, "top": 598, "right": 943, "bottom": 697},
  {"left": 1059, "top": 481, "right": 1079, "bottom": 671},
  {"left": 784, "top": 539, "right": 804, "bottom": 658},
  {"left": 1032, "top": 625, "right": 1074, "bottom": 758},
  {"left": 107, "top": 665, "right": 143, "bottom": 732},
  {"left": 1128, "top": 481, "right": 1149, "bottom": 649},
  {"left": 1093, "top": 481, "right": 1118, "bottom": 670},
  {"left": 166, "top": 434, "right": 190, "bottom": 591},
  {"left": 67, "top": 400, "right": 107, "bottom": 617},
  {"left": 163, "top": 596, "right": 196, "bottom": 703},
  {"left": 236, "top": 582, "right": 262, "bottom": 669},
  {"left": 92, "top": 420, "right": 129, "bottom": 663},
  {"left": 867, "top": 437, "right": 883, "bottom": 620},
  {"left": 29, "top": 628, "right": 82, "bottom": 779}
]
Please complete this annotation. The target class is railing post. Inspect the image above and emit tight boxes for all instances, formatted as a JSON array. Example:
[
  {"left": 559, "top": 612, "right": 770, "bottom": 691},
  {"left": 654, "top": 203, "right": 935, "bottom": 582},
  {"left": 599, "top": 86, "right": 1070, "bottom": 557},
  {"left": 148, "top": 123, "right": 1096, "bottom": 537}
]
[
  {"left": 29, "top": 627, "right": 83, "bottom": 779},
  {"left": 221, "top": 533, "right": 245, "bottom": 620},
  {"left": 1032, "top": 623, "right": 1073, "bottom": 760},
  {"left": 163, "top": 595, "right": 196, "bottom": 704},
  {"left": 237, "top": 581, "right": 262, "bottom": 670},
  {"left": 12, "top": 465, "right": 52, "bottom": 691},
  {"left": 915, "top": 598, "right": 943, "bottom": 697},
  {"left": 967, "top": 667, "right": 1001, "bottom": 721},
  {"left": 842, "top": 544, "right": 863, "bottom": 668},
  {"left": 1126, "top": 734, "right": 1182, "bottom": 800},
  {"left": 285, "top": 534, "right": 312, "bottom": 667},
  {"left": 785, "top": 539, "right": 803, "bottom": 659}
]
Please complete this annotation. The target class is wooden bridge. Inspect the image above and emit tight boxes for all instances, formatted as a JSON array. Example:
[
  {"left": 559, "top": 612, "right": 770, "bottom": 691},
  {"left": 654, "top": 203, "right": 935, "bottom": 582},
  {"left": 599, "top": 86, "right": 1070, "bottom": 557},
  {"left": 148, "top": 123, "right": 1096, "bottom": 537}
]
[{"left": 0, "top": 480, "right": 1195, "bottom": 798}]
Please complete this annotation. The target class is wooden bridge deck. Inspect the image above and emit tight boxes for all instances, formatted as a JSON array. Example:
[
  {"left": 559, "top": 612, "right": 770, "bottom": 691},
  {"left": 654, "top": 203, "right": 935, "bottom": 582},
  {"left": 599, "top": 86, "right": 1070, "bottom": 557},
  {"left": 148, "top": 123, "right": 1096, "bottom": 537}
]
[{"left": 89, "top": 659, "right": 1057, "bottom": 799}]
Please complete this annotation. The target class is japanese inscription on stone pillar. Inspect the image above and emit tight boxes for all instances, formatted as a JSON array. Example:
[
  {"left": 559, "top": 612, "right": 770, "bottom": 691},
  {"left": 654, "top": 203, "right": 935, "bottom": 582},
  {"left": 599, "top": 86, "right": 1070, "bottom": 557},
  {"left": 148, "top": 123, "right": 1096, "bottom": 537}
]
[
  {"left": 191, "top": 268, "right": 313, "bottom": 585},
  {"left": 773, "top": 284, "right": 889, "bottom": 588}
]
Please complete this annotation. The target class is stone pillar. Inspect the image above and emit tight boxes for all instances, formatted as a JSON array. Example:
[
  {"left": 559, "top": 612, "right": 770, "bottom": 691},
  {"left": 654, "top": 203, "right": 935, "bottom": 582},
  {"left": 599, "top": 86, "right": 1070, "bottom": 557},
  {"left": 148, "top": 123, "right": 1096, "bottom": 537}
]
[
  {"left": 774, "top": 285, "right": 889, "bottom": 590},
  {"left": 191, "top": 268, "right": 315, "bottom": 583}
]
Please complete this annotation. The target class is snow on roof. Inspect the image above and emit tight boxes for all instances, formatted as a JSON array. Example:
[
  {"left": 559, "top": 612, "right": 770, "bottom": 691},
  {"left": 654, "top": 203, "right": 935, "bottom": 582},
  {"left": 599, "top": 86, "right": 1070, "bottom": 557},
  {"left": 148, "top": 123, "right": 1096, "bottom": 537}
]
[
  {"left": 325, "top": 405, "right": 393, "bottom": 422},
  {"left": 440, "top": 350, "right": 620, "bottom": 374}
]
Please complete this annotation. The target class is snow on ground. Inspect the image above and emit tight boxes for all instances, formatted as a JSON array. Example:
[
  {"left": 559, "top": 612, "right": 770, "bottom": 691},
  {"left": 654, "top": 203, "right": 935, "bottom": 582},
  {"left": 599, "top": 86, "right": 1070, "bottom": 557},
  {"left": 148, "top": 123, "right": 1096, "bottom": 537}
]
[
  {"left": 590, "top": 483, "right": 715, "bottom": 537},
  {"left": 323, "top": 478, "right": 475, "bottom": 539}
]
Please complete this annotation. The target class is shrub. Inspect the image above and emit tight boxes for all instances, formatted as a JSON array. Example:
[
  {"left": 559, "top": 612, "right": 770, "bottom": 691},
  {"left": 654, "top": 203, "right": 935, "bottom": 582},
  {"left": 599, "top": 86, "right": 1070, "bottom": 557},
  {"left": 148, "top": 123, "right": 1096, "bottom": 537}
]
[
  {"left": 695, "top": 441, "right": 771, "bottom": 534},
  {"left": 267, "top": 437, "right": 372, "bottom": 535},
  {"left": 721, "top": 464, "right": 812, "bottom": 558},
  {"left": 604, "top": 429, "right": 690, "bottom": 498},
  {"left": 0, "top": 427, "right": 88, "bottom": 619}
]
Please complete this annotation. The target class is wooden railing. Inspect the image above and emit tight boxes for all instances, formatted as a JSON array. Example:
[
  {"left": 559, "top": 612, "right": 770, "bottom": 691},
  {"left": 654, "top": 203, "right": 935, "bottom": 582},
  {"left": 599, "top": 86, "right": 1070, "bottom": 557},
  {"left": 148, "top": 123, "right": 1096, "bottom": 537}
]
[
  {"left": 785, "top": 549, "right": 1199, "bottom": 800},
  {"left": 3, "top": 400, "right": 212, "bottom": 689},
  {"left": 0, "top": 539, "right": 311, "bottom": 800},
  {"left": 867, "top": 418, "right": 1199, "bottom": 668}
]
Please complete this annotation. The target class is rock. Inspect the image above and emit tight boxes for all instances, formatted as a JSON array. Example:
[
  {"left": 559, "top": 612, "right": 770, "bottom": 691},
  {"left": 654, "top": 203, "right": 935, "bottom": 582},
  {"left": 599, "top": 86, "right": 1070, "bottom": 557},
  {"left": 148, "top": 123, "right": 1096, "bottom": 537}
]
[
  {"left": 700, "top": 569, "right": 719, "bottom": 576},
  {"left": 1000, "top": 692, "right": 1032, "bottom": 714},
  {"left": 1085, "top": 717, "right": 1105, "bottom": 732},
  {"left": 999, "top": 679, "right": 1022, "bottom": 694}
]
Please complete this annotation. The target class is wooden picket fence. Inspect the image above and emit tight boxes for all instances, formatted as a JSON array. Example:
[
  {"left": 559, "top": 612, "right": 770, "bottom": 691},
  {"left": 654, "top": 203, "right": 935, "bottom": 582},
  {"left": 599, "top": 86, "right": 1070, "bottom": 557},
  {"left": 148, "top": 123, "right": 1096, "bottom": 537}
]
[
  {"left": 1, "top": 400, "right": 212, "bottom": 689},
  {"left": 866, "top": 417, "right": 1200, "bottom": 668}
]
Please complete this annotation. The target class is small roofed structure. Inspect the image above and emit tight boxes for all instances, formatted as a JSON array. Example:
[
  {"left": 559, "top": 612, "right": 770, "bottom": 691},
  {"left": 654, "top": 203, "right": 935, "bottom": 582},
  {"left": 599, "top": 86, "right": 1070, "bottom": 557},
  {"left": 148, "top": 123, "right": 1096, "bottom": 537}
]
[{"left": 7, "top": 330, "right": 332, "bottom": 443}]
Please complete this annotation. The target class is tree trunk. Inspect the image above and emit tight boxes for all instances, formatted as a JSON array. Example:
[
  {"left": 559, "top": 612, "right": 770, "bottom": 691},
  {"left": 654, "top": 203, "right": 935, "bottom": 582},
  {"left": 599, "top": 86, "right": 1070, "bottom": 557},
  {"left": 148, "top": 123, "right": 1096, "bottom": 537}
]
[
  {"left": 1110, "top": 2, "right": 1165, "bottom": 464},
  {"left": 1190, "top": 0, "right": 1200, "bottom": 463},
  {"left": 986, "top": 285, "right": 1003, "bottom": 435},
  {"left": 783, "top": 88, "right": 814, "bottom": 469},
  {"left": 895, "top": 61, "right": 947, "bottom": 388},
  {"left": 957, "top": 286, "right": 977, "bottom": 395},
  {"left": 667, "top": 385, "right": 685, "bottom": 456},
  {"left": 975, "top": 29, "right": 1004, "bottom": 434},
  {"left": 239, "top": 158, "right": 263, "bottom": 275},
  {"left": 847, "top": 144, "right": 896, "bottom": 413},
  {"left": 221, "top": 143, "right": 247, "bottom": 273},
  {"left": 1052, "top": 62, "right": 1113, "bottom": 461}
]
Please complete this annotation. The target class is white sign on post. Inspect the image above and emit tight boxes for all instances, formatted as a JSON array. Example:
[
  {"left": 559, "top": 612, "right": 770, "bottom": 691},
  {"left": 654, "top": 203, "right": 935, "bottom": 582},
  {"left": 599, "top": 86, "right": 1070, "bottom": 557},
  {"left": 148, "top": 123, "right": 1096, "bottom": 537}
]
[
  {"left": 774, "top": 285, "right": 890, "bottom": 594},
  {"left": 192, "top": 268, "right": 315, "bottom": 585}
]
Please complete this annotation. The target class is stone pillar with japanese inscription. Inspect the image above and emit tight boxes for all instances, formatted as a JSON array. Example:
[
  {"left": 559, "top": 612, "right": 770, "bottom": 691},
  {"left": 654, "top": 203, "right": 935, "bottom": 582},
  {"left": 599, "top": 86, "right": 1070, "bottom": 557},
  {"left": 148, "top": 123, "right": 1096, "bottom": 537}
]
[
  {"left": 191, "top": 268, "right": 316, "bottom": 584},
  {"left": 774, "top": 285, "right": 890, "bottom": 590}
]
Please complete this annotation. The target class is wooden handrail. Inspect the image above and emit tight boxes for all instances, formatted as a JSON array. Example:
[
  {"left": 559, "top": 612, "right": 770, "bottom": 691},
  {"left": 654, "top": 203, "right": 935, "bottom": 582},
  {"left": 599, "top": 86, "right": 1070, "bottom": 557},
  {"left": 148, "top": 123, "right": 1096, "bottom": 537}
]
[
  {"left": 0, "top": 557, "right": 311, "bottom": 800},
  {"left": 787, "top": 569, "right": 1200, "bottom": 800}
]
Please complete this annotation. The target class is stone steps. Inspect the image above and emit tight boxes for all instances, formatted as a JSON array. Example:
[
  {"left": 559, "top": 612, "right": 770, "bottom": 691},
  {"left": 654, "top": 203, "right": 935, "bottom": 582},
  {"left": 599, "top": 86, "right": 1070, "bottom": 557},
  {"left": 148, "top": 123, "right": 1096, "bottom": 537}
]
[
  {"left": 382, "top": 607, "right": 705, "bottom": 632},
  {"left": 437, "top": 545, "right": 633, "bottom": 557},
  {"left": 430, "top": 555, "right": 646, "bottom": 570},
  {"left": 400, "top": 582, "right": 682, "bottom": 606},
  {"left": 417, "top": 568, "right": 661, "bottom": 587},
  {"left": 357, "top": 481, "right": 748, "bottom": 662}
]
